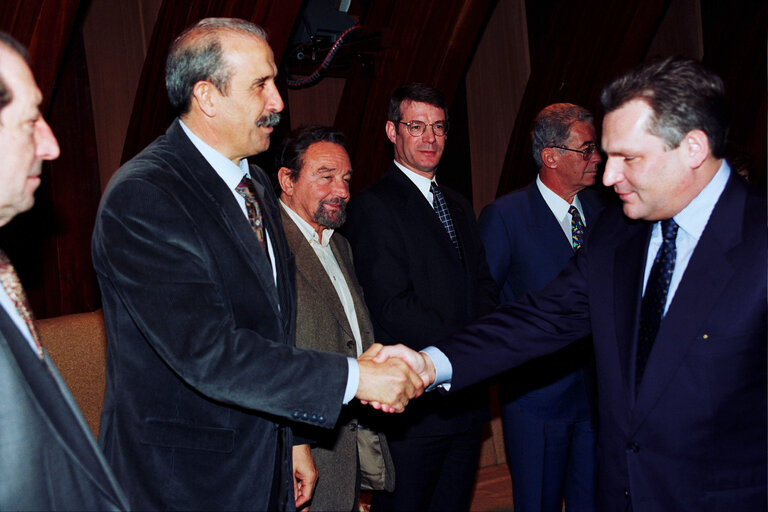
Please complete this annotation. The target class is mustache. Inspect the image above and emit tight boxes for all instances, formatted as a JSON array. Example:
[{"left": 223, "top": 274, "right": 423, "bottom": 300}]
[{"left": 257, "top": 112, "right": 281, "bottom": 128}]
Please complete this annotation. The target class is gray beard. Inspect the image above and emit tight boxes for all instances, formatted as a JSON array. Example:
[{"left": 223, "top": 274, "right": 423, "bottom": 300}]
[{"left": 314, "top": 199, "right": 347, "bottom": 229}]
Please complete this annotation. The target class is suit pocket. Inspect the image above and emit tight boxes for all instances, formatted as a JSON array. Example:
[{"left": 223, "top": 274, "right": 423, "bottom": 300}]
[{"left": 140, "top": 418, "right": 235, "bottom": 453}]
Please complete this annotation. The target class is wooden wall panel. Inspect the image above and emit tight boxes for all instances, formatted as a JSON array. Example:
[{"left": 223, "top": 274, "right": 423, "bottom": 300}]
[
  {"left": 83, "top": 0, "right": 162, "bottom": 191},
  {"left": 466, "top": 0, "right": 529, "bottom": 215}
]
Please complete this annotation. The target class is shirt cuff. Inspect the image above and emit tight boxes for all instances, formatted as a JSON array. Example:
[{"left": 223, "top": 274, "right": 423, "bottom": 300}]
[
  {"left": 421, "top": 346, "right": 452, "bottom": 391},
  {"left": 344, "top": 357, "right": 359, "bottom": 404}
]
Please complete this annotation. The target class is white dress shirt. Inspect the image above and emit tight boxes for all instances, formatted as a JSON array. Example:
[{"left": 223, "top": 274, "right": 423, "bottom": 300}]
[{"left": 280, "top": 200, "right": 364, "bottom": 356}]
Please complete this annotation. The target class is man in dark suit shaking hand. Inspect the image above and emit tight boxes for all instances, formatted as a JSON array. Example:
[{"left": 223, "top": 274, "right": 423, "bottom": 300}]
[
  {"left": 92, "top": 18, "right": 423, "bottom": 511},
  {"left": 377, "top": 57, "right": 767, "bottom": 512}
]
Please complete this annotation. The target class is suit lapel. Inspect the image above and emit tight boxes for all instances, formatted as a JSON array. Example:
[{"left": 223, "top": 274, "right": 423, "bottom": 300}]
[
  {"left": 0, "top": 310, "right": 125, "bottom": 506},
  {"left": 528, "top": 184, "right": 574, "bottom": 255},
  {"left": 612, "top": 222, "right": 652, "bottom": 404},
  {"left": 329, "top": 236, "right": 375, "bottom": 350},
  {"left": 281, "top": 210, "right": 355, "bottom": 341},
  {"left": 392, "top": 168, "right": 462, "bottom": 264},
  {"left": 631, "top": 176, "right": 743, "bottom": 429},
  {"left": 165, "top": 121, "right": 282, "bottom": 319}
]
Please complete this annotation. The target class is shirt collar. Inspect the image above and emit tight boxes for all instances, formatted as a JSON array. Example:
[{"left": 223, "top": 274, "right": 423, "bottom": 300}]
[
  {"left": 672, "top": 160, "right": 730, "bottom": 242},
  {"left": 280, "top": 200, "right": 334, "bottom": 247},
  {"left": 179, "top": 119, "right": 251, "bottom": 189},
  {"left": 394, "top": 160, "right": 435, "bottom": 201},
  {"left": 536, "top": 174, "right": 584, "bottom": 223}
]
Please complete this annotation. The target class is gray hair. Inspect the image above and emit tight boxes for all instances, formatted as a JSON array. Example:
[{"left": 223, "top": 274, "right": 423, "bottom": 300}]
[
  {"left": 166, "top": 18, "right": 268, "bottom": 115},
  {"left": 0, "top": 31, "right": 28, "bottom": 117},
  {"left": 600, "top": 56, "right": 728, "bottom": 158},
  {"left": 531, "top": 103, "right": 593, "bottom": 168}
]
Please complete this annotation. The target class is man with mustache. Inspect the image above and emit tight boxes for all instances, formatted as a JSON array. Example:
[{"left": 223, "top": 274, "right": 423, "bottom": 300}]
[
  {"left": 92, "top": 18, "right": 423, "bottom": 511},
  {"left": 477, "top": 103, "right": 603, "bottom": 512},
  {"left": 343, "top": 83, "right": 498, "bottom": 511},
  {"left": 277, "top": 125, "right": 395, "bottom": 511}
]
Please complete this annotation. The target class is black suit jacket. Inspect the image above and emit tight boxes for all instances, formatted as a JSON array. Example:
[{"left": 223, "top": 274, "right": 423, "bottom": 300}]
[
  {"left": 436, "top": 173, "right": 767, "bottom": 510},
  {"left": 0, "top": 309, "right": 128, "bottom": 510},
  {"left": 92, "top": 120, "right": 349, "bottom": 511},
  {"left": 343, "top": 164, "right": 498, "bottom": 437}
]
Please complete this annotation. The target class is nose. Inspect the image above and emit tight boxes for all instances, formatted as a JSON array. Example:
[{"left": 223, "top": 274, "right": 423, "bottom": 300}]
[
  {"left": 590, "top": 148, "right": 603, "bottom": 164},
  {"left": 602, "top": 157, "right": 621, "bottom": 187},
  {"left": 35, "top": 118, "right": 60, "bottom": 161},
  {"left": 268, "top": 82, "right": 284, "bottom": 113},
  {"left": 334, "top": 177, "right": 350, "bottom": 200},
  {"left": 421, "top": 124, "right": 436, "bottom": 143}
]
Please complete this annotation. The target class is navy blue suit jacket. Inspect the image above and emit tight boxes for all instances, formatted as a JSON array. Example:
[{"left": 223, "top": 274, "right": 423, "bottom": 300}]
[
  {"left": 436, "top": 173, "right": 766, "bottom": 510},
  {"left": 477, "top": 183, "right": 600, "bottom": 419}
]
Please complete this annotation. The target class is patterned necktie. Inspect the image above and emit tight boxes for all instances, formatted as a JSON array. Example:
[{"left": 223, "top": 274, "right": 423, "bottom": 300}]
[
  {"left": 569, "top": 205, "right": 585, "bottom": 251},
  {"left": 0, "top": 250, "right": 44, "bottom": 359},
  {"left": 235, "top": 175, "right": 267, "bottom": 253},
  {"left": 635, "top": 218, "right": 679, "bottom": 391},
  {"left": 430, "top": 182, "right": 460, "bottom": 256}
]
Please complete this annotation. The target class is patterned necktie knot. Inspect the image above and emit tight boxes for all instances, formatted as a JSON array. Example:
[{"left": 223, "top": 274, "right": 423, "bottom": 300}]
[
  {"left": 236, "top": 175, "right": 267, "bottom": 252},
  {"left": 569, "top": 205, "right": 585, "bottom": 251}
]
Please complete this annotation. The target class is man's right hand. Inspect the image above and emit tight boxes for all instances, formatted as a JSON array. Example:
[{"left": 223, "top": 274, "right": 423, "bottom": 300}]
[
  {"left": 373, "top": 344, "right": 436, "bottom": 388},
  {"left": 356, "top": 343, "right": 425, "bottom": 413}
]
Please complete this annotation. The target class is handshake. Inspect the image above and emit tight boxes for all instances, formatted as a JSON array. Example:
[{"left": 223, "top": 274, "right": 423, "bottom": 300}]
[{"left": 355, "top": 343, "right": 438, "bottom": 413}]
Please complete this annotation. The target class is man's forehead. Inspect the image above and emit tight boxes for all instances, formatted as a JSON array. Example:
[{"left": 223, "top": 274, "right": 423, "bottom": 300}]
[{"left": 401, "top": 100, "right": 444, "bottom": 117}]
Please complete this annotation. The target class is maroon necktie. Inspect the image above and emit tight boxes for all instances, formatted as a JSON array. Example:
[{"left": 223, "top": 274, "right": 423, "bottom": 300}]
[{"left": 235, "top": 175, "right": 267, "bottom": 252}]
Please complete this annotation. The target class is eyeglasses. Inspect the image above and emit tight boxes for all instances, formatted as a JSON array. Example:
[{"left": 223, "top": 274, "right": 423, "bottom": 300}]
[
  {"left": 399, "top": 120, "right": 450, "bottom": 137},
  {"left": 549, "top": 143, "right": 599, "bottom": 161}
]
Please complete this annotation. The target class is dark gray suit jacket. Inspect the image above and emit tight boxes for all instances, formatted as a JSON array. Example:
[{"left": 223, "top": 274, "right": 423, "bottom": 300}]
[
  {"left": 0, "top": 308, "right": 128, "bottom": 510},
  {"left": 282, "top": 209, "right": 394, "bottom": 512},
  {"left": 92, "top": 119, "right": 349, "bottom": 511}
]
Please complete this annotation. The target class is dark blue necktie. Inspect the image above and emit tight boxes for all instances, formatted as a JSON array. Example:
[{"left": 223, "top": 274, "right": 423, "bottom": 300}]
[
  {"left": 569, "top": 205, "right": 585, "bottom": 251},
  {"left": 636, "top": 218, "right": 679, "bottom": 391},
  {"left": 430, "top": 183, "right": 460, "bottom": 256}
]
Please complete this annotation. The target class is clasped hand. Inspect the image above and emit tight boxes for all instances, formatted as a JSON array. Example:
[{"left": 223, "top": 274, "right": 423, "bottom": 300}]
[{"left": 355, "top": 343, "right": 437, "bottom": 413}]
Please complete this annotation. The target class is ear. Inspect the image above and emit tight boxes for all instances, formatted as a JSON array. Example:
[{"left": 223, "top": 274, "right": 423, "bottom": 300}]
[
  {"left": 385, "top": 120, "right": 397, "bottom": 144},
  {"left": 681, "top": 129, "right": 710, "bottom": 169},
  {"left": 277, "top": 167, "right": 295, "bottom": 197},
  {"left": 540, "top": 147, "right": 559, "bottom": 169},
  {"left": 191, "top": 81, "right": 217, "bottom": 118}
]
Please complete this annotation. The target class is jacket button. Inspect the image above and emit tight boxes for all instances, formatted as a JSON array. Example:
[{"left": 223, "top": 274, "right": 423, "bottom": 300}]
[
  {"left": 346, "top": 340, "right": 355, "bottom": 349},
  {"left": 626, "top": 442, "right": 639, "bottom": 453},
  {"left": 302, "top": 412, "right": 308, "bottom": 419},
  {"left": 318, "top": 416, "right": 325, "bottom": 423},
  {"left": 292, "top": 411, "right": 299, "bottom": 418},
  {"left": 624, "top": 489, "right": 631, "bottom": 497},
  {"left": 311, "top": 414, "right": 317, "bottom": 421}
]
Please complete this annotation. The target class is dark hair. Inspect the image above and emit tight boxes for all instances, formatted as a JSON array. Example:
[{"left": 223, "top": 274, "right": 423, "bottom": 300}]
[
  {"left": 0, "top": 31, "right": 28, "bottom": 115},
  {"left": 600, "top": 56, "right": 728, "bottom": 158},
  {"left": 278, "top": 125, "right": 346, "bottom": 181},
  {"left": 387, "top": 83, "right": 448, "bottom": 130},
  {"left": 166, "top": 18, "right": 268, "bottom": 115},
  {"left": 531, "top": 103, "right": 593, "bottom": 168}
]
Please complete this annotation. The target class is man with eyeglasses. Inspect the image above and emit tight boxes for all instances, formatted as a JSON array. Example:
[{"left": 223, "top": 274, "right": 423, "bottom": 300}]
[
  {"left": 477, "top": 103, "right": 603, "bottom": 512},
  {"left": 343, "top": 82, "right": 498, "bottom": 511}
]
